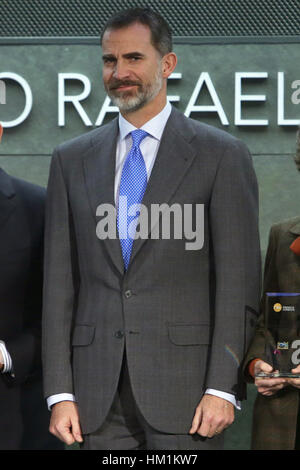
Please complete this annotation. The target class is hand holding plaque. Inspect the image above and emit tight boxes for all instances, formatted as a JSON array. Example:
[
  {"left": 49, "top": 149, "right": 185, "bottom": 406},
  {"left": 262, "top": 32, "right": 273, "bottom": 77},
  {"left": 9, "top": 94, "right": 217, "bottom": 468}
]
[
  {"left": 254, "top": 359, "right": 288, "bottom": 395},
  {"left": 255, "top": 293, "right": 300, "bottom": 378},
  {"left": 285, "top": 364, "right": 300, "bottom": 388}
]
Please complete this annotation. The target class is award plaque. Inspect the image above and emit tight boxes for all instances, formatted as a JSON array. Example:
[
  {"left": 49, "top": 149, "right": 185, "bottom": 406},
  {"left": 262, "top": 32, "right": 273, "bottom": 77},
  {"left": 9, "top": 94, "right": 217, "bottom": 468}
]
[{"left": 255, "top": 293, "right": 300, "bottom": 378}]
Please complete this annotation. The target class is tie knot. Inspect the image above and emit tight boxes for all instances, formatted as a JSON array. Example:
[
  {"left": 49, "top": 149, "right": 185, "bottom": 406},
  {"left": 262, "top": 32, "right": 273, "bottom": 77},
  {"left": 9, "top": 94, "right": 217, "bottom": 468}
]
[{"left": 131, "top": 129, "right": 148, "bottom": 147}]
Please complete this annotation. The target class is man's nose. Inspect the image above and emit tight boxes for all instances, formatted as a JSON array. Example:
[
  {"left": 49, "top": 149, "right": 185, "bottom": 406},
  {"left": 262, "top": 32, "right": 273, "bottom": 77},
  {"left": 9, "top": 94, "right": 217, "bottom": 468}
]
[{"left": 113, "top": 60, "right": 130, "bottom": 80}]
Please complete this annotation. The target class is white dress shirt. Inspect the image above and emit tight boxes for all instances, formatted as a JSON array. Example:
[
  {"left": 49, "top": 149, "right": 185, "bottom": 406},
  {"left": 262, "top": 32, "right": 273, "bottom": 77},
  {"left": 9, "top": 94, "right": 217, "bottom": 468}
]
[
  {"left": 0, "top": 340, "right": 12, "bottom": 373},
  {"left": 47, "top": 101, "right": 240, "bottom": 410}
]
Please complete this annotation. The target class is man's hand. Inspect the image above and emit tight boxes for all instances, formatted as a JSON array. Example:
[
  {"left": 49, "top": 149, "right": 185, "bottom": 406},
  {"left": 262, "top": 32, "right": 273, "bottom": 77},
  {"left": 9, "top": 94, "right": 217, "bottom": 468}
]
[
  {"left": 254, "top": 360, "right": 287, "bottom": 396},
  {"left": 189, "top": 395, "right": 234, "bottom": 438},
  {"left": 49, "top": 401, "right": 83, "bottom": 445},
  {"left": 286, "top": 365, "right": 300, "bottom": 389}
]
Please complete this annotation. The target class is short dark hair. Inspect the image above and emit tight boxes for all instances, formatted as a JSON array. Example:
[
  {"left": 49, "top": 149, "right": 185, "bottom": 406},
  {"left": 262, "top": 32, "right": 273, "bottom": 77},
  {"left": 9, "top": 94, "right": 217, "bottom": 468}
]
[
  {"left": 295, "top": 127, "right": 300, "bottom": 172},
  {"left": 100, "top": 7, "right": 172, "bottom": 57}
]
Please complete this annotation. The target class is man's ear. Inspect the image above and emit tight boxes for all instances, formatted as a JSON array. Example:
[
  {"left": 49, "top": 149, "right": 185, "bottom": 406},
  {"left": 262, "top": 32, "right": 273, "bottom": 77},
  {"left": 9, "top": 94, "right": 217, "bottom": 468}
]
[
  {"left": 162, "top": 52, "right": 177, "bottom": 79},
  {"left": 0, "top": 124, "right": 3, "bottom": 142}
]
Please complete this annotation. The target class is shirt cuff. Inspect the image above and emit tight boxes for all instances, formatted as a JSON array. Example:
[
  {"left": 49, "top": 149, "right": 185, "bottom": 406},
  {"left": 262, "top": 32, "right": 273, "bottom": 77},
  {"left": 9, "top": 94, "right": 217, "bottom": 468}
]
[
  {"left": 0, "top": 340, "right": 13, "bottom": 374},
  {"left": 47, "top": 393, "right": 76, "bottom": 410},
  {"left": 205, "top": 388, "right": 241, "bottom": 410}
]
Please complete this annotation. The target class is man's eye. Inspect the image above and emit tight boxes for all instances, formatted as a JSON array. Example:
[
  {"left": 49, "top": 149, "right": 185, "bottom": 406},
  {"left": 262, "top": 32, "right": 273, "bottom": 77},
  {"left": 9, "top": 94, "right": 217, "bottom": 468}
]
[{"left": 103, "top": 58, "right": 115, "bottom": 64}]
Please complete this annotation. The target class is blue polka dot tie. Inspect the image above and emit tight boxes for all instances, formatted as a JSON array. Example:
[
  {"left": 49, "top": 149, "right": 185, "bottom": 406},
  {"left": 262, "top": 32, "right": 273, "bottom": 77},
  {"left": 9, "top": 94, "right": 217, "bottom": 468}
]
[{"left": 118, "top": 129, "right": 148, "bottom": 270}]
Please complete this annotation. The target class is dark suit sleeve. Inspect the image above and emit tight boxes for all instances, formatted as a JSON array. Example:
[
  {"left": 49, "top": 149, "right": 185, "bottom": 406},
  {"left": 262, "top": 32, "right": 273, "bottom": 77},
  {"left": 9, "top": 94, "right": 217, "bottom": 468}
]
[
  {"left": 42, "top": 149, "right": 76, "bottom": 398},
  {"left": 4, "top": 185, "right": 45, "bottom": 385},
  {"left": 205, "top": 138, "right": 261, "bottom": 398},
  {"left": 242, "top": 225, "right": 279, "bottom": 381}
]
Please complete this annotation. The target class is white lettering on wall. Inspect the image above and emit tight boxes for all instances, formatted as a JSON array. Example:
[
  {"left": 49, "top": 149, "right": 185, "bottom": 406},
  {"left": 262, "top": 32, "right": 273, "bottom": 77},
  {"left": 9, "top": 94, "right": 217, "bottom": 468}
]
[
  {"left": 184, "top": 72, "right": 229, "bottom": 125},
  {"left": 58, "top": 73, "right": 93, "bottom": 126},
  {"left": 0, "top": 79, "right": 6, "bottom": 104},
  {"left": 0, "top": 72, "right": 32, "bottom": 128},
  {"left": 1, "top": 71, "right": 299, "bottom": 128},
  {"left": 278, "top": 72, "right": 300, "bottom": 125},
  {"left": 291, "top": 80, "right": 300, "bottom": 105},
  {"left": 234, "top": 72, "right": 268, "bottom": 126}
]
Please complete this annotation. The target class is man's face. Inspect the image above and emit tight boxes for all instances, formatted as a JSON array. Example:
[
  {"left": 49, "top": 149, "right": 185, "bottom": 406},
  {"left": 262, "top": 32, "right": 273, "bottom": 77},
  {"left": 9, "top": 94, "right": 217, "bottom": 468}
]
[{"left": 101, "top": 23, "right": 164, "bottom": 113}]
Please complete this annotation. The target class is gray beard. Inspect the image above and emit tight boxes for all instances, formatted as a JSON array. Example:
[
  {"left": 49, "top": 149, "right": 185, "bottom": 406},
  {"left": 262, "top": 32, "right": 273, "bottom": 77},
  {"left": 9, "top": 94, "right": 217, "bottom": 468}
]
[{"left": 107, "top": 68, "right": 164, "bottom": 113}]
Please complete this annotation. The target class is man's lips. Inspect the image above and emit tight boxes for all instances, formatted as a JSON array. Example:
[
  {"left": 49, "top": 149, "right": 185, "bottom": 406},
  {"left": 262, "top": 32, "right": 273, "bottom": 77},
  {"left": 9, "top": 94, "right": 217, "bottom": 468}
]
[
  {"left": 115, "top": 84, "right": 136, "bottom": 91},
  {"left": 109, "top": 82, "right": 140, "bottom": 92}
]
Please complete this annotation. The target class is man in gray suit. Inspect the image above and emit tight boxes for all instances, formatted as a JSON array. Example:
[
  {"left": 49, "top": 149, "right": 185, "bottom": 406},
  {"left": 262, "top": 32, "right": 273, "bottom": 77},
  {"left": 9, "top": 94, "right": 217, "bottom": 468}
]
[{"left": 42, "top": 7, "right": 261, "bottom": 450}]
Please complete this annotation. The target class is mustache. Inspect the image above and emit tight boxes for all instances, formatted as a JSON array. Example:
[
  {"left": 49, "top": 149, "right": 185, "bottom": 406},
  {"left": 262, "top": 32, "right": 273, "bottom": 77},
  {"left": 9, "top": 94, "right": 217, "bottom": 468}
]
[{"left": 108, "top": 80, "right": 142, "bottom": 90}]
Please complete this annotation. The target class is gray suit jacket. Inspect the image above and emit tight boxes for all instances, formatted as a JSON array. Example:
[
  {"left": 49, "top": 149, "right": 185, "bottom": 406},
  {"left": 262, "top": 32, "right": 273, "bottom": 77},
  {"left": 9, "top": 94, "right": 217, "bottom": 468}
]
[{"left": 42, "top": 107, "right": 261, "bottom": 435}]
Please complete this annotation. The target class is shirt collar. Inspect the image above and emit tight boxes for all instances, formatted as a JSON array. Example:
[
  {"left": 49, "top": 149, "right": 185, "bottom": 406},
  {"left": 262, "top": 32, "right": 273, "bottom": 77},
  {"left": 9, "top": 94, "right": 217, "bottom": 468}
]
[{"left": 118, "top": 101, "right": 172, "bottom": 142}]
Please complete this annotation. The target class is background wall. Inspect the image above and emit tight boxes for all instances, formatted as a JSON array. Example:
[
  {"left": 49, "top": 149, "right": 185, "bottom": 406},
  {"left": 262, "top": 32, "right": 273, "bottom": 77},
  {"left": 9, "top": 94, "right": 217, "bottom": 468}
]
[{"left": 1, "top": 0, "right": 300, "bottom": 450}]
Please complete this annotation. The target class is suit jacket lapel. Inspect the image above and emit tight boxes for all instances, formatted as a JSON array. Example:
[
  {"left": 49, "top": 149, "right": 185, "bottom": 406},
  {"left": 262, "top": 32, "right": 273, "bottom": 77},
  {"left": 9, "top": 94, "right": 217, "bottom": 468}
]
[
  {"left": 83, "top": 119, "right": 124, "bottom": 276},
  {"left": 0, "top": 169, "right": 17, "bottom": 229},
  {"left": 130, "top": 108, "right": 197, "bottom": 266}
]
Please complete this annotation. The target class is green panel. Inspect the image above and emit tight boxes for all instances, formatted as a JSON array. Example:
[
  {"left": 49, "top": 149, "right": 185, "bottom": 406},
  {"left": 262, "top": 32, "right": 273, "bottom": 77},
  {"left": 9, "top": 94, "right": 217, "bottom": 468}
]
[
  {"left": 253, "top": 154, "right": 300, "bottom": 259},
  {"left": 0, "top": 156, "right": 50, "bottom": 187},
  {"left": 0, "top": 43, "right": 300, "bottom": 156}
]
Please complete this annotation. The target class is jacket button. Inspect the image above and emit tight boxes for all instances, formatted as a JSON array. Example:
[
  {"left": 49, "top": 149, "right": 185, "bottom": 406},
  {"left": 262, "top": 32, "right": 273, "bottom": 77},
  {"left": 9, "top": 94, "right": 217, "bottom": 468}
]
[
  {"left": 124, "top": 289, "right": 132, "bottom": 299},
  {"left": 114, "top": 330, "right": 124, "bottom": 339}
]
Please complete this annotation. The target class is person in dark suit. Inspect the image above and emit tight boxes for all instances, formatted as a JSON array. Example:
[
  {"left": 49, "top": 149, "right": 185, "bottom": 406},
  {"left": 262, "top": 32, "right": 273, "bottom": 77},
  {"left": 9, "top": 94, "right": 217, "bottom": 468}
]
[
  {"left": 42, "top": 7, "right": 261, "bottom": 450},
  {"left": 0, "top": 124, "right": 62, "bottom": 450},
  {"left": 243, "top": 128, "right": 300, "bottom": 449}
]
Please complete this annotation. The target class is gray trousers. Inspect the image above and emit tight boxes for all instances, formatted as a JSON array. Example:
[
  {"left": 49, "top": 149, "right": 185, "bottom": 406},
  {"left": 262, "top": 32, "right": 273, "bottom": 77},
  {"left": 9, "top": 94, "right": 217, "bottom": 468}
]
[{"left": 81, "top": 354, "right": 224, "bottom": 450}]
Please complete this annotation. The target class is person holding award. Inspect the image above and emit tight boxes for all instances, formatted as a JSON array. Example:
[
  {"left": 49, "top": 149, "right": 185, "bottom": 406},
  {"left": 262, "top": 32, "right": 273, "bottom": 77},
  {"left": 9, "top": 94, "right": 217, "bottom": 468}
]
[{"left": 243, "top": 128, "right": 300, "bottom": 450}]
